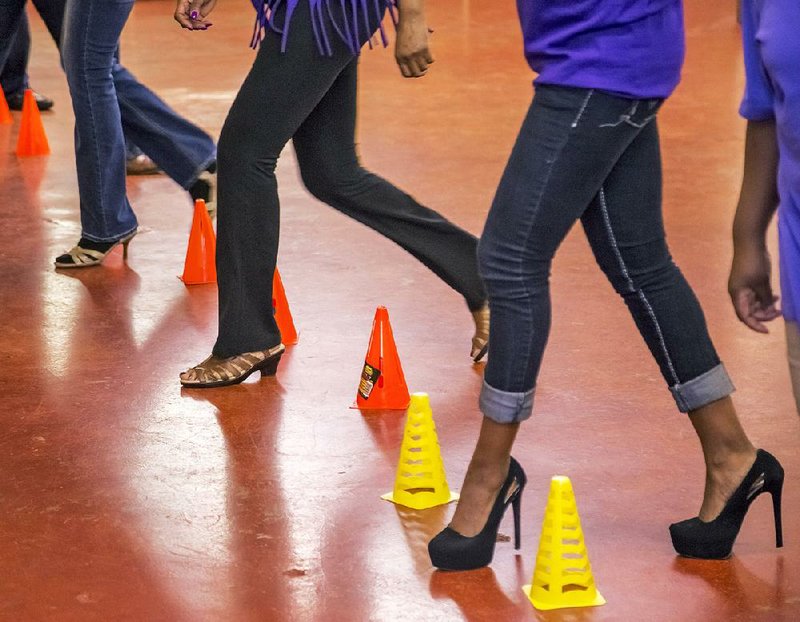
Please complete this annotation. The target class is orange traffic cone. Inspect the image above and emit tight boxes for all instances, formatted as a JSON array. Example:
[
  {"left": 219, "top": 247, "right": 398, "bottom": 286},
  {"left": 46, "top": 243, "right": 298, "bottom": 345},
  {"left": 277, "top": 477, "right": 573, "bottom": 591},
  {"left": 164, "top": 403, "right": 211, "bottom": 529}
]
[
  {"left": 273, "top": 269, "right": 298, "bottom": 345},
  {"left": 0, "top": 90, "right": 12, "bottom": 125},
  {"left": 16, "top": 89, "right": 50, "bottom": 156},
  {"left": 353, "top": 306, "right": 410, "bottom": 410},
  {"left": 180, "top": 199, "right": 217, "bottom": 285}
]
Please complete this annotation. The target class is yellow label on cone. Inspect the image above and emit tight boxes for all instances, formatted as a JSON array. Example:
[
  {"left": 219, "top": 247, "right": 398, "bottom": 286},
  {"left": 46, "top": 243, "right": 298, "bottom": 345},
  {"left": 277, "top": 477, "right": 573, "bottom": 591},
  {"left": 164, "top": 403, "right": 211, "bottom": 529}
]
[{"left": 523, "top": 476, "right": 605, "bottom": 611}]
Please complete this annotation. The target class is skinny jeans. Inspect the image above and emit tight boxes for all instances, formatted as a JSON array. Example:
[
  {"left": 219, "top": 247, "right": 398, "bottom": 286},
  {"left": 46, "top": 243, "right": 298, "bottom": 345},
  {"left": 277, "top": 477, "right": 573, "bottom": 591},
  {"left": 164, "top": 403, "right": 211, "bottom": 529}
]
[{"left": 478, "top": 86, "right": 734, "bottom": 422}]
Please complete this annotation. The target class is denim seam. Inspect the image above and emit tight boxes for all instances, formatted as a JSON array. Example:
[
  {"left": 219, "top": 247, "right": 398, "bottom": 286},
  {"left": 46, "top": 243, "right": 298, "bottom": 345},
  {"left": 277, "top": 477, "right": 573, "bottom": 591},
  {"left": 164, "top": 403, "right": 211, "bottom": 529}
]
[
  {"left": 80, "top": 0, "right": 110, "bottom": 237},
  {"left": 512, "top": 92, "right": 592, "bottom": 392},
  {"left": 80, "top": 223, "right": 138, "bottom": 244},
  {"left": 598, "top": 186, "right": 680, "bottom": 385},
  {"left": 571, "top": 89, "right": 595, "bottom": 128},
  {"left": 600, "top": 101, "right": 657, "bottom": 129},
  {"left": 120, "top": 94, "right": 209, "bottom": 188}
]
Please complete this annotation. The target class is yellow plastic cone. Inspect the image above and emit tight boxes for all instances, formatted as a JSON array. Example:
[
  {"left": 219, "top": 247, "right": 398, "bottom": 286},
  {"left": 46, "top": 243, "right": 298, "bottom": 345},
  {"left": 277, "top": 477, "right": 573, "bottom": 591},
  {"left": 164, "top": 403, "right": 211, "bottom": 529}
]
[
  {"left": 381, "top": 393, "right": 459, "bottom": 510},
  {"left": 523, "top": 476, "right": 605, "bottom": 611}
]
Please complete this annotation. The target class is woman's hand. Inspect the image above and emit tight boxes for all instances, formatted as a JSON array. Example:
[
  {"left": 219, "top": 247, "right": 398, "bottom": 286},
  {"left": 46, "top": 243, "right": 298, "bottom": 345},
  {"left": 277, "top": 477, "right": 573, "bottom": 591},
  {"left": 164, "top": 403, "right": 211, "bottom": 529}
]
[
  {"left": 395, "top": 3, "right": 434, "bottom": 78},
  {"left": 728, "top": 244, "right": 781, "bottom": 333},
  {"left": 174, "top": 0, "right": 217, "bottom": 30}
]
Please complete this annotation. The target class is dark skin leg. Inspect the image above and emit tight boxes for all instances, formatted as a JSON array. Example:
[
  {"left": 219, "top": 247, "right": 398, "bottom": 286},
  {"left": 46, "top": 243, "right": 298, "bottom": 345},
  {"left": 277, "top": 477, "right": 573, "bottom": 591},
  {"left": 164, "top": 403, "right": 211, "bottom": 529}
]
[
  {"left": 448, "top": 418, "right": 519, "bottom": 537},
  {"left": 688, "top": 396, "right": 757, "bottom": 521},
  {"left": 449, "top": 396, "right": 755, "bottom": 536}
]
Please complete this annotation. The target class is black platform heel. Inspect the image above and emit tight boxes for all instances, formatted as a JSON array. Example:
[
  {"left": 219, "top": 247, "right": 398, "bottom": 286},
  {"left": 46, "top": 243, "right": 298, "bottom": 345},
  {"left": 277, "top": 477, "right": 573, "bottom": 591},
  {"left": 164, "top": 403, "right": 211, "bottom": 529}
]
[
  {"left": 428, "top": 456, "right": 526, "bottom": 571},
  {"left": 669, "top": 449, "right": 784, "bottom": 559}
]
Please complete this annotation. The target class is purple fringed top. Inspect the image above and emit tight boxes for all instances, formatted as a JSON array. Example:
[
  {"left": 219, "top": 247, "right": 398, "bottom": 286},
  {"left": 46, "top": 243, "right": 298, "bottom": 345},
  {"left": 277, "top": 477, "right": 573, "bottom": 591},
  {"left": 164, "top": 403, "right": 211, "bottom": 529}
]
[{"left": 251, "top": 0, "right": 397, "bottom": 55}]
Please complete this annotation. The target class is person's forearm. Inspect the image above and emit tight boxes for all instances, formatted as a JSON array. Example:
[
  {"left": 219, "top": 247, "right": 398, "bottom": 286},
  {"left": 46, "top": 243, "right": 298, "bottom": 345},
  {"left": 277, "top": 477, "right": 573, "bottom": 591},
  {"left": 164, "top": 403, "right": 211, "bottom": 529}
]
[{"left": 733, "top": 119, "right": 779, "bottom": 249}]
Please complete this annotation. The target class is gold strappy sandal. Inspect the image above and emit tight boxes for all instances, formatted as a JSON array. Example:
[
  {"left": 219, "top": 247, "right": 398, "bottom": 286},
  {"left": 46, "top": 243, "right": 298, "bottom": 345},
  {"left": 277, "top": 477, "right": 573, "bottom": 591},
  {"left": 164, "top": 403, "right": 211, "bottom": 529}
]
[
  {"left": 471, "top": 304, "right": 490, "bottom": 362},
  {"left": 179, "top": 343, "right": 286, "bottom": 388},
  {"left": 54, "top": 230, "right": 137, "bottom": 269}
]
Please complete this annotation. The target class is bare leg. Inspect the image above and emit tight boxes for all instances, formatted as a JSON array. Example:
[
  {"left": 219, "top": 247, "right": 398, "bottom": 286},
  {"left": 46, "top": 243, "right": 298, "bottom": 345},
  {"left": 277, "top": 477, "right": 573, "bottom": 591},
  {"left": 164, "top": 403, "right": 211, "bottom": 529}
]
[
  {"left": 448, "top": 418, "right": 520, "bottom": 537},
  {"left": 688, "top": 396, "right": 757, "bottom": 521}
]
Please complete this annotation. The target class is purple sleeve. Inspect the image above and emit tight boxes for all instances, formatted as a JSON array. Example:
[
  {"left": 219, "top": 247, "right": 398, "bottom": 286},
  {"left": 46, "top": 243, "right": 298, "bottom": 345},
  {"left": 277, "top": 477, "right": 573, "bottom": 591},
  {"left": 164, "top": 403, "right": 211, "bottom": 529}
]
[{"left": 739, "top": 0, "right": 775, "bottom": 121}]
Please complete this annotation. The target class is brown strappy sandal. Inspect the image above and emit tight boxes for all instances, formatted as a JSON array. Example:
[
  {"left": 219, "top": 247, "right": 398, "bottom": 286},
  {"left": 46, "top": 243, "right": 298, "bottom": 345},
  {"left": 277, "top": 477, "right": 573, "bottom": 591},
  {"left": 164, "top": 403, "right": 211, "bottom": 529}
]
[
  {"left": 471, "top": 304, "right": 490, "bottom": 363},
  {"left": 179, "top": 343, "right": 286, "bottom": 388}
]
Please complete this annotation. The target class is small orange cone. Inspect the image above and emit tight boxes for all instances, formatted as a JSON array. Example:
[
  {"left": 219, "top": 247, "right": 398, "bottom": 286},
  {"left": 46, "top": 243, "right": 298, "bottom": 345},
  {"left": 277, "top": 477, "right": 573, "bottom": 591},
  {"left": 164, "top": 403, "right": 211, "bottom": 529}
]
[
  {"left": 180, "top": 199, "right": 217, "bottom": 285},
  {"left": 353, "top": 306, "right": 410, "bottom": 410},
  {"left": 0, "top": 90, "right": 12, "bottom": 125},
  {"left": 16, "top": 89, "right": 50, "bottom": 156},
  {"left": 273, "top": 269, "right": 298, "bottom": 345}
]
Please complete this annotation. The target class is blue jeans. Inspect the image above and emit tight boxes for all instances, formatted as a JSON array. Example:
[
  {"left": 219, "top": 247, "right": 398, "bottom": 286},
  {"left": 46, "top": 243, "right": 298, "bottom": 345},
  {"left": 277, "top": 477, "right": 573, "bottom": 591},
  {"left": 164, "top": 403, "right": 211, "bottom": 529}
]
[
  {"left": 61, "top": 0, "right": 216, "bottom": 242},
  {"left": 0, "top": 9, "right": 29, "bottom": 96},
  {"left": 479, "top": 86, "right": 734, "bottom": 423}
]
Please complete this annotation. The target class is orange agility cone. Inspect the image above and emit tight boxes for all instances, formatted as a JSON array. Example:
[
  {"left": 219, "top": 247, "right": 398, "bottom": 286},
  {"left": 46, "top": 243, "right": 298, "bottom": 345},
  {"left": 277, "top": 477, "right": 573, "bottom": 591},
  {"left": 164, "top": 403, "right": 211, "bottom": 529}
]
[
  {"left": 0, "top": 90, "right": 12, "bottom": 125},
  {"left": 353, "top": 306, "right": 410, "bottom": 410},
  {"left": 16, "top": 89, "right": 50, "bottom": 156},
  {"left": 273, "top": 269, "right": 298, "bottom": 345},
  {"left": 180, "top": 199, "right": 217, "bottom": 285}
]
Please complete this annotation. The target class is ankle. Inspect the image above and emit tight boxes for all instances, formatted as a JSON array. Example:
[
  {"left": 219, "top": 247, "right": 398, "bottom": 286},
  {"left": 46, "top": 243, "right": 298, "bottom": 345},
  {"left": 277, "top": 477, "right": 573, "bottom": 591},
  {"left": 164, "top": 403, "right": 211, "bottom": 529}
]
[
  {"left": 78, "top": 237, "right": 115, "bottom": 252},
  {"left": 465, "top": 456, "right": 510, "bottom": 489},
  {"left": 704, "top": 444, "right": 755, "bottom": 467}
]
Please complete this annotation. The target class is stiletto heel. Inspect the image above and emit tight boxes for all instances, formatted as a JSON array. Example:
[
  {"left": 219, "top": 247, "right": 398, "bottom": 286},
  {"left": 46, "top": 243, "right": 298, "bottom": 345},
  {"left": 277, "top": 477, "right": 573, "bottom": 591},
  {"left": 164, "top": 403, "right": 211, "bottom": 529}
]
[
  {"left": 512, "top": 493, "right": 522, "bottom": 550},
  {"left": 428, "top": 456, "right": 526, "bottom": 571},
  {"left": 771, "top": 482, "right": 783, "bottom": 548},
  {"left": 55, "top": 230, "right": 138, "bottom": 268},
  {"left": 669, "top": 449, "right": 784, "bottom": 559}
]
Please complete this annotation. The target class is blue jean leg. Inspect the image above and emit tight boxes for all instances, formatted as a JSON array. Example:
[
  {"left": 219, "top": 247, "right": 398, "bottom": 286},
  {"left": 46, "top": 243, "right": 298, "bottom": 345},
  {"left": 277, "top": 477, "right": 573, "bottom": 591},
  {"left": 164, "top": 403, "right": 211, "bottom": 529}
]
[
  {"left": 478, "top": 86, "right": 732, "bottom": 423},
  {"left": 62, "top": 0, "right": 216, "bottom": 242},
  {"left": 62, "top": 0, "right": 136, "bottom": 242},
  {"left": 580, "top": 120, "right": 733, "bottom": 412},
  {"left": 0, "top": 9, "right": 30, "bottom": 96},
  {"left": 114, "top": 62, "right": 215, "bottom": 189},
  {"left": 0, "top": 0, "right": 26, "bottom": 86}
]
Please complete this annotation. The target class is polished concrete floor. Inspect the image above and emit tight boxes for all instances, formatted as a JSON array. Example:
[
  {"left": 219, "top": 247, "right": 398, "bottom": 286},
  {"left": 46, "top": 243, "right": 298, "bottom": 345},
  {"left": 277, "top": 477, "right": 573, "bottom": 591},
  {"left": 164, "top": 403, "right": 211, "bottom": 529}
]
[{"left": 1, "top": 1, "right": 799, "bottom": 621}]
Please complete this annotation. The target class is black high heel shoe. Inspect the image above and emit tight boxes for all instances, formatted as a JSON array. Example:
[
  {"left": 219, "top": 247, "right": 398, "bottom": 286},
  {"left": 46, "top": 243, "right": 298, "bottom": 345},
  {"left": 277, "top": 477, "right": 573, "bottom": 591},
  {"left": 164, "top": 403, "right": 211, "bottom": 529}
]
[
  {"left": 428, "top": 456, "right": 526, "bottom": 571},
  {"left": 669, "top": 449, "right": 784, "bottom": 560}
]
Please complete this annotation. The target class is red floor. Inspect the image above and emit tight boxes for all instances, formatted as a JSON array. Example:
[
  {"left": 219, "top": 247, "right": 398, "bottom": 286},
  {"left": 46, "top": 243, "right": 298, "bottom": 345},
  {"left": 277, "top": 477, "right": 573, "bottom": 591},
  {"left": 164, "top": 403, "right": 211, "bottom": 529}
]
[{"left": 1, "top": 1, "right": 799, "bottom": 620}]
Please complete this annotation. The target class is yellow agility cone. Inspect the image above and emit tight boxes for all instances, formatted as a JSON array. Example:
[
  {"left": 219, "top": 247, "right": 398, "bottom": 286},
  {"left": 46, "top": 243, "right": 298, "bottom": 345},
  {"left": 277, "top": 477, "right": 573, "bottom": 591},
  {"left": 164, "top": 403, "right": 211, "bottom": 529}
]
[
  {"left": 523, "top": 476, "right": 605, "bottom": 611},
  {"left": 381, "top": 393, "right": 459, "bottom": 510}
]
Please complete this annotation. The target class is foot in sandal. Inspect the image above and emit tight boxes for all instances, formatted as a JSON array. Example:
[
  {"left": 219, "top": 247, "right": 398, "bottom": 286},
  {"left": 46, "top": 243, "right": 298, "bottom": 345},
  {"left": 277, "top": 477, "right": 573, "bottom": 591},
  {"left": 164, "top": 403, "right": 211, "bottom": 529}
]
[{"left": 180, "top": 343, "right": 286, "bottom": 388}]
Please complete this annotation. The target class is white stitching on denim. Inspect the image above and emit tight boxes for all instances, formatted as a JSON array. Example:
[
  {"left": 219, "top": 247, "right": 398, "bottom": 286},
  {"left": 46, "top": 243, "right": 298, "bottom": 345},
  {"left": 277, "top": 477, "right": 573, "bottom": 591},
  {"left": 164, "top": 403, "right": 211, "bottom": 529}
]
[
  {"left": 599, "top": 101, "right": 657, "bottom": 129},
  {"left": 598, "top": 187, "right": 680, "bottom": 385},
  {"left": 571, "top": 89, "right": 594, "bottom": 128}
]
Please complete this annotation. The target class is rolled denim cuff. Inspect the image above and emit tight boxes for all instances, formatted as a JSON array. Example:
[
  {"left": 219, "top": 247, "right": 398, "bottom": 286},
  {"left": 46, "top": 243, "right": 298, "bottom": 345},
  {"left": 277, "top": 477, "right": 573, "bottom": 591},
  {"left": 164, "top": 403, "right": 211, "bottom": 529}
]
[
  {"left": 479, "top": 380, "right": 535, "bottom": 424},
  {"left": 670, "top": 363, "right": 735, "bottom": 413}
]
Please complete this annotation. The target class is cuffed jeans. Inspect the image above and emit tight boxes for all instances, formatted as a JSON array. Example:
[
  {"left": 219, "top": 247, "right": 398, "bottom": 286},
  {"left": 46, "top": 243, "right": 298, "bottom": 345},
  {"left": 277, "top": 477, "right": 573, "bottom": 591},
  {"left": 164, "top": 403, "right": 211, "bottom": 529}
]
[
  {"left": 61, "top": 0, "right": 216, "bottom": 242},
  {"left": 479, "top": 86, "right": 734, "bottom": 423},
  {"left": 212, "top": 0, "right": 486, "bottom": 357}
]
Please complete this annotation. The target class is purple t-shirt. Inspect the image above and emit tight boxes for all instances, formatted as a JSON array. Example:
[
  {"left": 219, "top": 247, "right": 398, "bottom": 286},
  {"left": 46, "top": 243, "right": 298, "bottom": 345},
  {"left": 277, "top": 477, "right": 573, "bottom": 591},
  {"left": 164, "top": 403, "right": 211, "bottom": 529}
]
[
  {"left": 517, "top": 0, "right": 685, "bottom": 99},
  {"left": 740, "top": 0, "right": 800, "bottom": 322}
]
